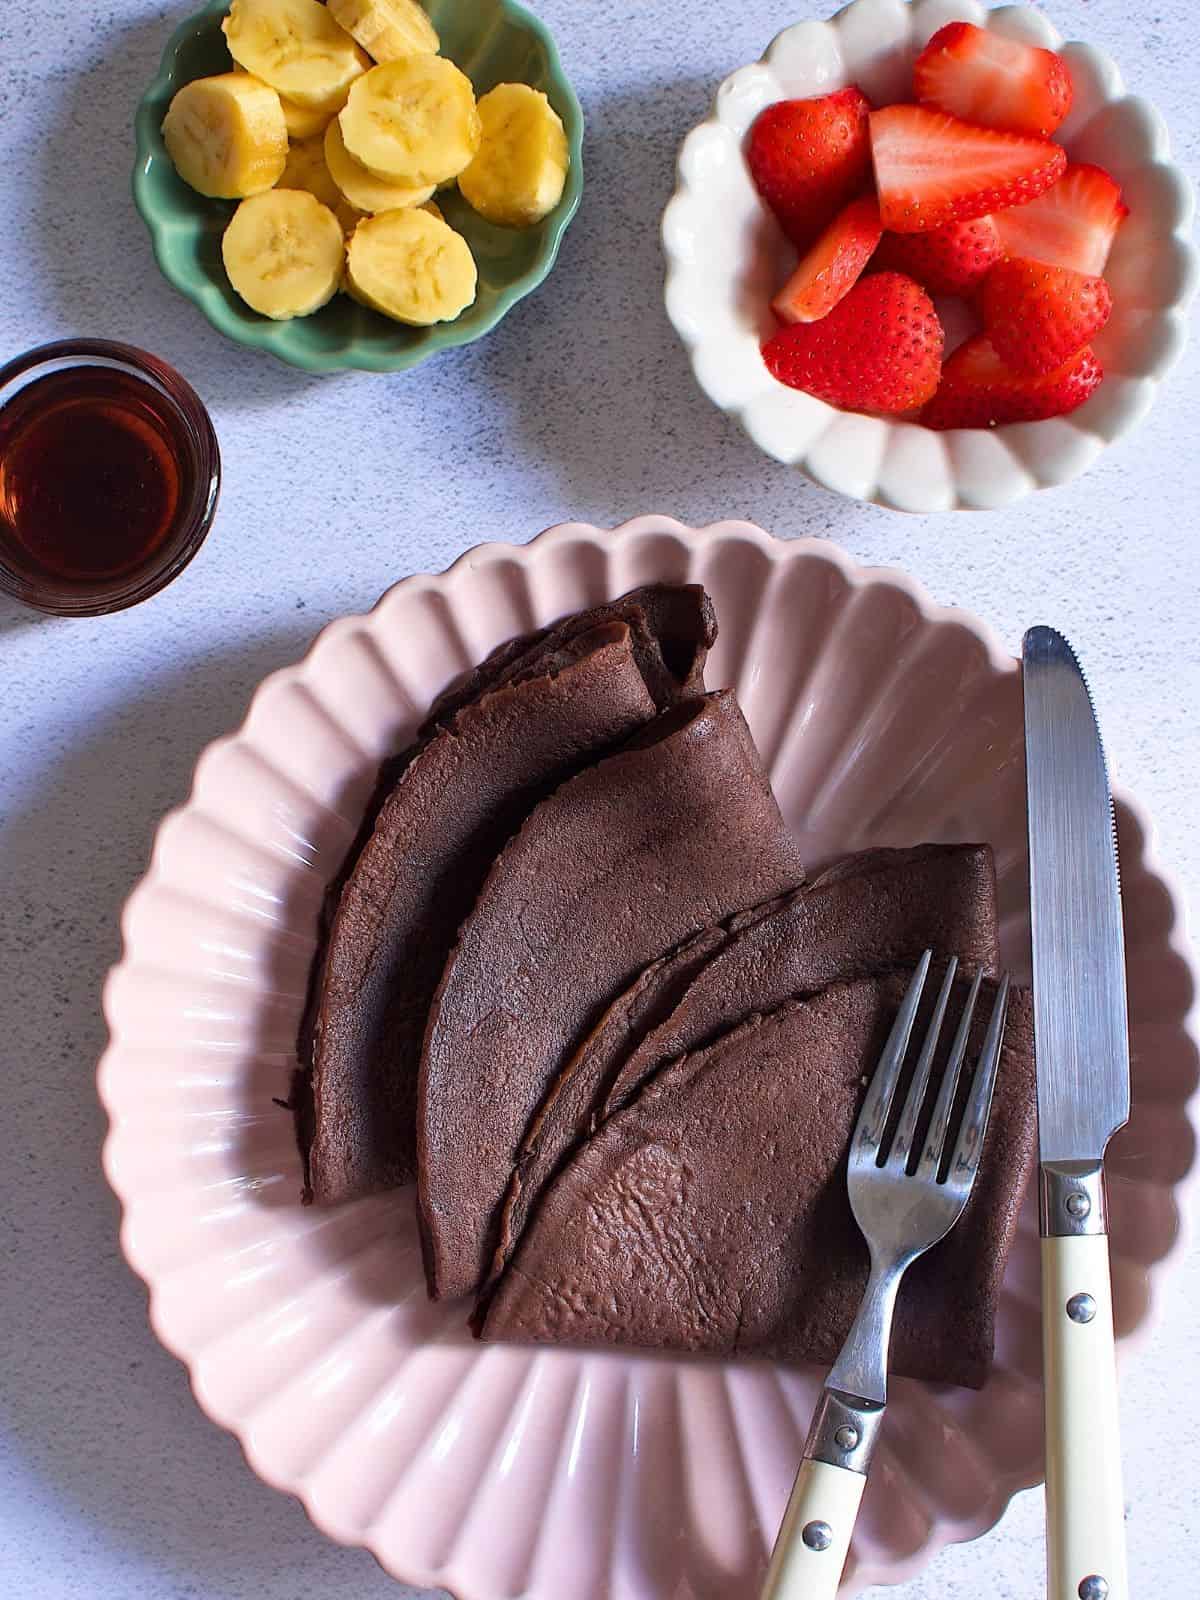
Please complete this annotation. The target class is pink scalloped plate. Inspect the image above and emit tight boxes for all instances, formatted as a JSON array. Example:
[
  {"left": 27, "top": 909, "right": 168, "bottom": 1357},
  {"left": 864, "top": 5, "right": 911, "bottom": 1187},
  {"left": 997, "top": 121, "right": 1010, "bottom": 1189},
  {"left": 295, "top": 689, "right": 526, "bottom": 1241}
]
[{"left": 99, "top": 517, "right": 1198, "bottom": 1597}]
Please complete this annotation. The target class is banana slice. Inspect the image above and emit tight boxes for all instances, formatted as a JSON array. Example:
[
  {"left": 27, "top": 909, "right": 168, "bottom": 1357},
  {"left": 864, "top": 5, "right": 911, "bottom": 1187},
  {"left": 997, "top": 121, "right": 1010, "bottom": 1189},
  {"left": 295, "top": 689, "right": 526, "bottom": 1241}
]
[
  {"left": 232, "top": 66, "right": 331, "bottom": 139},
  {"left": 223, "top": 0, "right": 369, "bottom": 113},
  {"left": 327, "top": 0, "right": 439, "bottom": 63},
  {"left": 163, "top": 72, "right": 288, "bottom": 199},
  {"left": 339, "top": 57, "right": 480, "bottom": 186},
  {"left": 279, "top": 136, "right": 344, "bottom": 211},
  {"left": 346, "top": 207, "right": 477, "bottom": 324},
  {"left": 222, "top": 189, "right": 346, "bottom": 318},
  {"left": 323, "top": 117, "right": 433, "bottom": 213},
  {"left": 459, "top": 83, "right": 569, "bottom": 227},
  {"left": 280, "top": 95, "right": 333, "bottom": 140}
]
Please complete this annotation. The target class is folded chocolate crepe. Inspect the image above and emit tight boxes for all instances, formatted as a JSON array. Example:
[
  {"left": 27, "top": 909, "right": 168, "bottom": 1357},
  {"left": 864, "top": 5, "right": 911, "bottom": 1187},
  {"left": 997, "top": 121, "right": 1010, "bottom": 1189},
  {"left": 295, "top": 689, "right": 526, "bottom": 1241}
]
[
  {"left": 422, "top": 582, "right": 716, "bottom": 732},
  {"left": 299, "top": 583, "right": 716, "bottom": 1205},
  {"left": 418, "top": 690, "right": 808, "bottom": 1300},
  {"left": 486, "top": 843, "right": 999, "bottom": 1292},
  {"left": 481, "top": 970, "right": 1036, "bottom": 1389}
]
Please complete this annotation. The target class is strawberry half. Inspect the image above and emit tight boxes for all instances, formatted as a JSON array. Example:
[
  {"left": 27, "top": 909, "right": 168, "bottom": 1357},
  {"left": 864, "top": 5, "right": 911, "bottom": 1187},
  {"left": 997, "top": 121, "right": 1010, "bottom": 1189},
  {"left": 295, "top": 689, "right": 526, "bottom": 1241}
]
[
  {"left": 870, "top": 105, "right": 1066, "bottom": 233},
  {"left": 921, "top": 334, "right": 1102, "bottom": 428},
  {"left": 747, "top": 88, "right": 873, "bottom": 250},
  {"left": 913, "top": 21, "right": 1073, "bottom": 138},
  {"left": 993, "top": 162, "right": 1128, "bottom": 276},
  {"left": 772, "top": 195, "right": 883, "bottom": 323},
  {"left": 763, "top": 271, "right": 943, "bottom": 412},
  {"left": 981, "top": 258, "right": 1112, "bottom": 375},
  {"left": 873, "top": 215, "right": 1002, "bottom": 296}
]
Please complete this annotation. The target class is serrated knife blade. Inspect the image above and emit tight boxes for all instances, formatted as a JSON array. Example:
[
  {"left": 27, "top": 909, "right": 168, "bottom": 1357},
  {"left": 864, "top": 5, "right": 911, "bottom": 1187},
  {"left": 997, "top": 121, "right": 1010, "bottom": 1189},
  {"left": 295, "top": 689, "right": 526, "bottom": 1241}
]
[
  {"left": 1023, "top": 625, "right": 1130, "bottom": 1166},
  {"left": 1022, "top": 624, "right": 1130, "bottom": 1600}
]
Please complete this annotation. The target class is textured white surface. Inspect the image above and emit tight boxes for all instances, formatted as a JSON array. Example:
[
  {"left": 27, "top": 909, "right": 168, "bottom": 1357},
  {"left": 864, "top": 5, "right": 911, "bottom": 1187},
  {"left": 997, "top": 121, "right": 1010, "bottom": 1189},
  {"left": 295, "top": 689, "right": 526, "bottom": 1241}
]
[{"left": 0, "top": 4, "right": 1196, "bottom": 1600}]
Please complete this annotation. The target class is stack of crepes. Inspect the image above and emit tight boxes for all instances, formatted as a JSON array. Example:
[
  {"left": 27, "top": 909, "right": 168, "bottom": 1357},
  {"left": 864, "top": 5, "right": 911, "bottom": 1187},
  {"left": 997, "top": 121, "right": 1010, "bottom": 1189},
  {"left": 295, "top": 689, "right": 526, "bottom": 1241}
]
[{"left": 296, "top": 585, "right": 1036, "bottom": 1390}]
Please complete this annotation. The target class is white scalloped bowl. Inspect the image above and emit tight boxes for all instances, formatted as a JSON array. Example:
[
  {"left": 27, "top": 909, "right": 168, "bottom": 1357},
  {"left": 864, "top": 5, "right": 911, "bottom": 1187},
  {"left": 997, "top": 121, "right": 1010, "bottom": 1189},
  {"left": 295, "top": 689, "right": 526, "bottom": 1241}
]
[
  {"left": 662, "top": 0, "right": 1199, "bottom": 511},
  {"left": 99, "top": 517, "right": 1198, "bottom": 1597}
]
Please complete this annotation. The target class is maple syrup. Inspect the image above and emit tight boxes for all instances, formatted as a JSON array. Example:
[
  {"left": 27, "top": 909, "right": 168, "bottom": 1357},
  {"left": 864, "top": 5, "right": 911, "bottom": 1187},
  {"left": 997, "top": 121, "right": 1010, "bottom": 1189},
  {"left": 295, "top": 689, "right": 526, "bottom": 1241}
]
[{"left": 0, "top": 341, "right": 219, "bottom": 615}]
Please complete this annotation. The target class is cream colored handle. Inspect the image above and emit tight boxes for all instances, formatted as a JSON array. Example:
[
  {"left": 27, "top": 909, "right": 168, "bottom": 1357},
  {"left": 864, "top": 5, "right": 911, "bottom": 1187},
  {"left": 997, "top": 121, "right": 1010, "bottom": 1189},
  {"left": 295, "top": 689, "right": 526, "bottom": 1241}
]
[
  {"left": 761, "top": 1457, "right": 865, "bottom": 1600},
  {"left": 1042, "top": 1233, "right": 1128, "bottom": 1600}
]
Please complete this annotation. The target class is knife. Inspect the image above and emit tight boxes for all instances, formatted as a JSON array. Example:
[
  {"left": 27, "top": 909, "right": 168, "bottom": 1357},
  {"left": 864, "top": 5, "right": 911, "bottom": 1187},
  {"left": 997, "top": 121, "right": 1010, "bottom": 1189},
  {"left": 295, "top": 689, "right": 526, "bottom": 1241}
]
[{"left": 1023, "top": 625, "right": 1130, "bottom": 1600}]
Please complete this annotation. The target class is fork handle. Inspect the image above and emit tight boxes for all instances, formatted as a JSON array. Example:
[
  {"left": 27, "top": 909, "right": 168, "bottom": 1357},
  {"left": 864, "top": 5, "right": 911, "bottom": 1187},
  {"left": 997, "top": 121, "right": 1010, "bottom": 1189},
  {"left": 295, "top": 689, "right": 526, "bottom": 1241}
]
[
  {"left": 761, "top": 1458, "right": 865, "bottom": 1600},
  {"left": 1042, "top": 1233, "right": 1128, "bottom": 1600}
]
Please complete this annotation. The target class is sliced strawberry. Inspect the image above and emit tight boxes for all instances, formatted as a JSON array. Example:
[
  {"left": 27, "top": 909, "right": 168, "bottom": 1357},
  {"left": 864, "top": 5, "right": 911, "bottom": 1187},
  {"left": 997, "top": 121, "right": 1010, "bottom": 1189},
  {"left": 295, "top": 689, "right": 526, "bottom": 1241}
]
[
  {"left": 993, "top": 162, "right": 1128, "bottom": 275},
  {"left": 763, "top": 271, "right": 943, "bottom": 413},
  {"left": 921, "top": 334, "right": 1102, "bottom": 428},
  {"left": 772, "top": 196, "right": 883, "bottom": 323},
  {"left": 870, "top": 105, "right": 1066, "bottom": 233},
  {"left": 913, "top": 21, "right": 1072, "bottom": 138},
  {"left": 981, "top": 258, "right": 1112, "bottom": 375},
  {"left": 747, "top": 87, "right": 873, "bottom": 250},
  {"left": 873, "top": 215, "right": 1002, "bottom": 295}
]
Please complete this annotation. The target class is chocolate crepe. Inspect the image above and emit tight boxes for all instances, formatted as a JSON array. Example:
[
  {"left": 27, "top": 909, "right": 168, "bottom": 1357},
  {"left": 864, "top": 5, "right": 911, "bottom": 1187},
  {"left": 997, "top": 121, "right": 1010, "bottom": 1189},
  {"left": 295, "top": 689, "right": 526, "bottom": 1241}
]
[
  {"left": 302, "top": 623, "right": 657, "bottom": 1203},
  {"left": 422, "top": 583, "right": 716, "bottom": 731},
  {"left": 481, "top": 971, "right": 1036, "bottom": 1389},
  {"left": 319, "top": 585, "right": 714, "bottom": 938},
  {"left": 486, "top": 844, "right": 999, "bottom": 1290},
  {"left": 417, "top": 690, "right": 807, "bottom": 1299},
  {"left": 298, "top": 585, "right": 717, "bottom": 1204}
]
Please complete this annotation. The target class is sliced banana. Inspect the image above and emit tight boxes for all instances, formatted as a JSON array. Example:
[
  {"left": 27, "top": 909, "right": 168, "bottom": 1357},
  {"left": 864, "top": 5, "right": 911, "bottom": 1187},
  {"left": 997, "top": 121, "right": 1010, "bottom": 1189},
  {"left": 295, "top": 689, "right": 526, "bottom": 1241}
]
[
  {"left": 222, "top": 189, "right": 346, "bottom": 318},
  {"left": 280, "top": 136, "right": 344, "bottom": 211},
  {"left": 339, "top": 57, "right": 481, "bottom": 186},
  {"left": 223, "top": 0, "right": 369, "bottom": 113},
  {"left": 327, "top": 0, "right": 439, "bottom": 63},
  {"left": 163, "top": 72, "right": 288, "bottom": 199},
  {"left": 231, "top": 65, "right": 330, "bottom": 140},
  {"left": 323, "top": 117, "right": 434, "bottom": 213},
  {"left": 459, "top": 83, "right": 569, "bottom": 227},
  {"left": 279, "top": 94, "right": 333, "bottom": 140},
  {"left": 346, "top": 207, "right": 477, "bottom": 324}
]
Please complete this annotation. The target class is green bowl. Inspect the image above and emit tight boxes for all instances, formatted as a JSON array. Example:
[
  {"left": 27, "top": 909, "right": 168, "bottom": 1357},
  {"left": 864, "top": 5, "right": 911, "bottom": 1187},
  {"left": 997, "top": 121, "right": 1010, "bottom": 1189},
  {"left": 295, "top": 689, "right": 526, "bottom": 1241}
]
[{"left": 132, "top": 0, "right": 584, "bottom": 374}]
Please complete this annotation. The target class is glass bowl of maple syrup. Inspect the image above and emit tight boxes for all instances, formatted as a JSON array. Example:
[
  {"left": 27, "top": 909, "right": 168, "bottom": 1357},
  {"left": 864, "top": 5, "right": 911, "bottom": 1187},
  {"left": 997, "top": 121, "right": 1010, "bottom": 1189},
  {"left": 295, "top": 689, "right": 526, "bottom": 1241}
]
[{"left": 0, "top": 339, "right": 220, "bottom": 616}]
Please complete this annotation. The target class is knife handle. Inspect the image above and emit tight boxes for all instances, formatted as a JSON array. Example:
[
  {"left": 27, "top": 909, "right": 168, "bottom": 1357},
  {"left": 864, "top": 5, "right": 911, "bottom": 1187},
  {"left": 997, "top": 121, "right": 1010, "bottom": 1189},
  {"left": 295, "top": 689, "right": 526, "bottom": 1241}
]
[
  {"left": 1042, "top": 1233, "right": 1128, "bottom": 1600},
  {"left": 761, "top": 1458, "right": 864, "bottom": 1600}
]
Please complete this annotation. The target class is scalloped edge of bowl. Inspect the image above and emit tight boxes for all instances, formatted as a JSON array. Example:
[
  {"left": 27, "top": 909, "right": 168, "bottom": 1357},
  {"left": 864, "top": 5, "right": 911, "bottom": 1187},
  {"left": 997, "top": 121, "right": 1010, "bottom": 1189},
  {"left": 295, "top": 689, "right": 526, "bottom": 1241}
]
[
  {"left": 98, "top": 513, "right": 1200, "bottom": 1597},
  {"left": 661, "top": 0, "right": 1200, "bottom": 511},
  {"left": 132, "top": 0, "right": 585, "bottom": 375}
]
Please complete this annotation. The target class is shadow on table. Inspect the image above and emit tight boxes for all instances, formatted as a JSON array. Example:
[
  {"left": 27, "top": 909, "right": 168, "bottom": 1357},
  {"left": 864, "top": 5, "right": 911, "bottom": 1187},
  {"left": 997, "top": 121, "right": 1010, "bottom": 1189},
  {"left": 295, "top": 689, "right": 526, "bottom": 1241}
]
[
  {"left": 0, "top": 600, "right": 61, "bottom": 638},
  {"left": 456, "top": 79, "right": 894, "bottom": 544},
  {"left": 0, "top": 623, "right": 426, "bottom": 1598},
  {"left": 29, "top": 9, "right": 330, "bottom": 411}
]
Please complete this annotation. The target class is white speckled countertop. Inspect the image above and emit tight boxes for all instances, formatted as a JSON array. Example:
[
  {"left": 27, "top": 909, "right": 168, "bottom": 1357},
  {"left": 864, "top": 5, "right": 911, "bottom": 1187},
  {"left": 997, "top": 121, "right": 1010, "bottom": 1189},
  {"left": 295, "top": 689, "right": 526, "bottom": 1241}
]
[{"left": 0, "top": 1, "right": 1196, "bottom": 1596}]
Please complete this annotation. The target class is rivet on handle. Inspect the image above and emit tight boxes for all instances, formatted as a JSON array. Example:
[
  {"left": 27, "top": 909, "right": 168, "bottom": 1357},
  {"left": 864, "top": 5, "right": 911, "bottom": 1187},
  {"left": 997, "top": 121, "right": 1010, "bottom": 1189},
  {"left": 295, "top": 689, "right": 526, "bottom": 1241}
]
[
  {"left": 1067, "top": 1292, "right": 1097, "bottom": 1325},
  {"left": 801, "top": 1520, "right": 833, "bottom": 1552},
  {"left": 1078, "top": 1576, "right": 1109, "bottom": 1600}
]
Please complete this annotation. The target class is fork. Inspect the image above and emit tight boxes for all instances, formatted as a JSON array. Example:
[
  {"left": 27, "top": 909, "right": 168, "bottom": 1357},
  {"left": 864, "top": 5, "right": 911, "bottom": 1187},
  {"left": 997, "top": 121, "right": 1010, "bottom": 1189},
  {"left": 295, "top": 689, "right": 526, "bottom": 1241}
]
[{"left": 761, "top": 949, "right": 1011, "bottom": 1600}]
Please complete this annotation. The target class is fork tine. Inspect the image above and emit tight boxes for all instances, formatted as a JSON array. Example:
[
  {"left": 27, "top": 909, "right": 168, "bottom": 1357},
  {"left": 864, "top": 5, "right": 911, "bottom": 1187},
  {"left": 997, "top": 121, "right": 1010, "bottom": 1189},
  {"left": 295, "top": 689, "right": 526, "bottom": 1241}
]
[
  {"left": 888, "top": 956, "right": 958, "bottom": 1169},
  {"left": 915, "top": 968, "right": 983, "bottom": 1181},
  {"left": 948, "top": 973, "right": 1011, "bottom": 1187},
  {"left": 853, "top": 949, "right": 931, "bottom": 1157}
]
